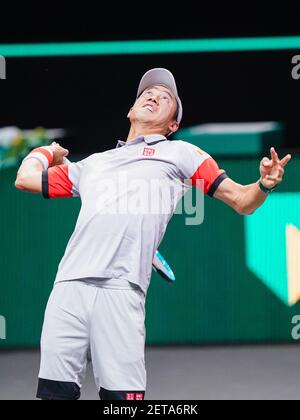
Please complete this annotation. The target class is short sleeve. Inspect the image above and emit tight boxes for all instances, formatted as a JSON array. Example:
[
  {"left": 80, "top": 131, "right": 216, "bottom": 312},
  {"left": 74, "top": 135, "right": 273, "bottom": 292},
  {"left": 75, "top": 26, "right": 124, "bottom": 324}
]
[
  {"left": 178, "top": 141, "right": 228, "bottom": 197},
  {"left": 42, "top": 160, "right": 84, "bottom": 199}
]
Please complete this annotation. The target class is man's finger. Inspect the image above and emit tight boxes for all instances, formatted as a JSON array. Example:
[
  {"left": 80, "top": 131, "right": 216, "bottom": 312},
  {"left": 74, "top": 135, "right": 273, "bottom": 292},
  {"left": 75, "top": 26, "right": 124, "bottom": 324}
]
[
  {"left": 270, "top": 147, "right": 280, "bottom": 164},
  {"left": 280, "top": 154, "right": 292, "bottom": 168},
  {"left": 266, "top": 175, "right": 277, "bottom": 181},
  {"left": 262, "top": 157, "right": 272, "bottom": 167}
]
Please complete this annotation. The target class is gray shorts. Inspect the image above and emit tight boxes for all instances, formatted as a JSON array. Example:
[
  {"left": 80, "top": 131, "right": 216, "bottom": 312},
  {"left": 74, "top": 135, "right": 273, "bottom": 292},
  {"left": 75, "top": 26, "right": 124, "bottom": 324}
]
[{"left": 38, "top": 279, "right": 146, "bottom": 392}]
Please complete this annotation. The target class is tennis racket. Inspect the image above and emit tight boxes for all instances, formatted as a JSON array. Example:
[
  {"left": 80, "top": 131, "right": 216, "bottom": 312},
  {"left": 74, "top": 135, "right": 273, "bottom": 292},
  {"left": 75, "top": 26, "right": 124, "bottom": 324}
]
[{"left": 152, "top": 250, "right": 176, "bottom": 284}]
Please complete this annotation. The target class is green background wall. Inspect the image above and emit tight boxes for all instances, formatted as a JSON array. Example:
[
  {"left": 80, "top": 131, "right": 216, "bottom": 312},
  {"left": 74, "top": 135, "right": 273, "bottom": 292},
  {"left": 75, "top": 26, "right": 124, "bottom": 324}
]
[{"left": 1, "top": 157, "right": 300, "bottom": 348}]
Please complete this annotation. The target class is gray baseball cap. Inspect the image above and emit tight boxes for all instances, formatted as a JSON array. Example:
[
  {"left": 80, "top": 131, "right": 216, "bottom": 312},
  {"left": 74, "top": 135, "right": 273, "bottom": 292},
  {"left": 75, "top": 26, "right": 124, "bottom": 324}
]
[{"left": 136, "top": 68, "right": 183, "bottom": 125}]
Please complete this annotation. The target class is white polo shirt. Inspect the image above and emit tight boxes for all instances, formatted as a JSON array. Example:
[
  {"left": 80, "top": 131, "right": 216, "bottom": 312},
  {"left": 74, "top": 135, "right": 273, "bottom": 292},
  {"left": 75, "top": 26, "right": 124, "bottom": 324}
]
[{"left": 42, "top": 135, "right": 227, "bottom": 294}]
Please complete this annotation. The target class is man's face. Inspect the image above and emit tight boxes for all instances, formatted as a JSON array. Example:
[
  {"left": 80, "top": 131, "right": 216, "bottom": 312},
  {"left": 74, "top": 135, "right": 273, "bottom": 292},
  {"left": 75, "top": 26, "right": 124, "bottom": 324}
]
[{"left": 128, "top": 85, "right": 179, "bottom": 134}]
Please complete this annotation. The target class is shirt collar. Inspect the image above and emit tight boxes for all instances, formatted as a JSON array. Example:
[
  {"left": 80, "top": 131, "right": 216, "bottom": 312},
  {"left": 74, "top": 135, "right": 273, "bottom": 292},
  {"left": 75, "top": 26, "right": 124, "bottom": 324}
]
[
  {"left": 116, "top": 134, "right": 167, "bottom": 148},
  {"left": 144, "top": 134, "right": 167, "bottom": 144}
]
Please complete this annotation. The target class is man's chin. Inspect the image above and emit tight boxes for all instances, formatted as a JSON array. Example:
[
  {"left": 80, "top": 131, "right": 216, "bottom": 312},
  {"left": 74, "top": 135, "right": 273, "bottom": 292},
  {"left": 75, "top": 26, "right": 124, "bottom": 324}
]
[{"left": 136, "top": 114, "right": 155, "bottom": 123}]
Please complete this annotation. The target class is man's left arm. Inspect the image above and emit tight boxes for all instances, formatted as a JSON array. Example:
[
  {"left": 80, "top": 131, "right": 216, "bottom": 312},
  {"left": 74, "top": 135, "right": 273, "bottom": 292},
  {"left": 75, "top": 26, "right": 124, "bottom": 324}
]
[{"left": 213, "top": 148, "right": 292, "bottom": 215}]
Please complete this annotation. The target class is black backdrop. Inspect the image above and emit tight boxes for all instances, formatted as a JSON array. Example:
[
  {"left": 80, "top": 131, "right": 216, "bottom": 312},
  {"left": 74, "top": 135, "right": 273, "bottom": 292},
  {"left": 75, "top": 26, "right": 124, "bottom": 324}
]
[
  {"left": 1, "top": 19, "right": 300, "bottom": 156},
  {"left": 1, "top": 51, "right": 299, "bottom": 155}
]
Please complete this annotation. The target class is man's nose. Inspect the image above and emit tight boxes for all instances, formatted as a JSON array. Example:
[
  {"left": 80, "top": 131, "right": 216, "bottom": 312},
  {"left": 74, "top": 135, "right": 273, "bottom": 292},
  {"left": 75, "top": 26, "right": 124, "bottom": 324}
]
[{"left": 149, "top": 96, "right": 159, "bottom": 105}]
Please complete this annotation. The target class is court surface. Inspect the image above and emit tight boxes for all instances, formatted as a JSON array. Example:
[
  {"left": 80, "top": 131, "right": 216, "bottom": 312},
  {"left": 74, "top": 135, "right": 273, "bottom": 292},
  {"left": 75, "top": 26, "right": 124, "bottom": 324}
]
[{"left": 0, "top": 344, "right": 300, "bottom": 400}]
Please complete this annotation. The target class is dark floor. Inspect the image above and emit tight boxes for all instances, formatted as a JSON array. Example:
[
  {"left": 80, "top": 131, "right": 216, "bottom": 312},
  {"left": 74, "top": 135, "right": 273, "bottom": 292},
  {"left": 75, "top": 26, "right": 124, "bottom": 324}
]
[{"left": 0, "top": 345, "right": 300, "bottom": 400}]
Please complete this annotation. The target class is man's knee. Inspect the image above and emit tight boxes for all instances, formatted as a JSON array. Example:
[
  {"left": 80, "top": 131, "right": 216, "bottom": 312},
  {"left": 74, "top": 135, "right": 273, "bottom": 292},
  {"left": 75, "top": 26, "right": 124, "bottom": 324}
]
[
  {"left": 37, "top": 378, "right": 81, "bottom": 400},
  {"left": 99, "top": 387, "right": 145, "bottom": 400}
]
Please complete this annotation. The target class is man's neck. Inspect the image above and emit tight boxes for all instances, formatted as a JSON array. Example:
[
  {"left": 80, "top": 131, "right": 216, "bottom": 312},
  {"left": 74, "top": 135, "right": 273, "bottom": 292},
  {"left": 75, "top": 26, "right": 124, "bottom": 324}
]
[{"left": 127, "top": 125, "right": 165, "bottom": 143}]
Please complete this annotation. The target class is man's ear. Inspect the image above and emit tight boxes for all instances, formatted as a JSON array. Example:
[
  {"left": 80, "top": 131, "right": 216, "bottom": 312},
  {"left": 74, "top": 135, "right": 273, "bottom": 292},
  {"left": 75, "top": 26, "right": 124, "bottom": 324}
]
[{"left": 168, "top": 121, "right": 179, "bottom": 135}]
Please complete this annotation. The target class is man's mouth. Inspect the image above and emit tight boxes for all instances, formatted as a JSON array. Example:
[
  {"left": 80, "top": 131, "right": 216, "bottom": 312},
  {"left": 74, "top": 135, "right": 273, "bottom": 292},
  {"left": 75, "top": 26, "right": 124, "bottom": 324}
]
[{"left": 142, "top": 103, "right": 157, "bottom": 112}]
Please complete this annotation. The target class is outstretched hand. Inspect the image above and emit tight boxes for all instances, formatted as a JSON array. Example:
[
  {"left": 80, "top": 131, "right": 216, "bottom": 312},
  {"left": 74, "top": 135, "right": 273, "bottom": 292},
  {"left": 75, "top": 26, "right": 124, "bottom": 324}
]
[{"left": 259, "top": 147, "right": 291, "bottom": 190}]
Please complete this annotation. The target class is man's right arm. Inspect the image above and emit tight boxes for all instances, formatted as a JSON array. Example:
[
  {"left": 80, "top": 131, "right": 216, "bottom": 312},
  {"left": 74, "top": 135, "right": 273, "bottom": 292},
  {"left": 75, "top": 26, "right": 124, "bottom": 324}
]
[
  {"left": 15, "top": 159, "right": 43, "bottom": 193},
  {"left": 15, "top": 142, "right": 69, "bottom": 193}
]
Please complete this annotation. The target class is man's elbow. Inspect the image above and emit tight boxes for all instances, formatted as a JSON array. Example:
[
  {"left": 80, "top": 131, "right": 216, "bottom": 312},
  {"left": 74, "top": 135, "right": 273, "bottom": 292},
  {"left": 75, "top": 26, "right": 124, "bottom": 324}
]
[
  {"left": 15, "top": 175, "right": 29, "bottom": 191},
  {"left": 243, "top": 209, "right": 256, "bottom": 216},
  {"left": 235, "top": 205, "right": 256, "bottom": 216}
]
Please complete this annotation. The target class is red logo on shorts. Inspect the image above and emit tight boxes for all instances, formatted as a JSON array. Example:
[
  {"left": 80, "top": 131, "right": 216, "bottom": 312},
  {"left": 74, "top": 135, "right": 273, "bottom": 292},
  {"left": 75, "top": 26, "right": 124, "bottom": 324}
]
[
  {"left": 143, "top": 147, "right": 155, "bottom": 157},
  {"left": 126, "top": 393, "right": 144, "bottom": 400}
]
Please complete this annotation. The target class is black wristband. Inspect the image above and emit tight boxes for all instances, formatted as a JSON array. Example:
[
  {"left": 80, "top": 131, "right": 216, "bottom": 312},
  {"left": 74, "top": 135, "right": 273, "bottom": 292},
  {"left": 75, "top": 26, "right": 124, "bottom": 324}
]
[{"left": 259, "top": 181, "right": 277, "bottom": 194}]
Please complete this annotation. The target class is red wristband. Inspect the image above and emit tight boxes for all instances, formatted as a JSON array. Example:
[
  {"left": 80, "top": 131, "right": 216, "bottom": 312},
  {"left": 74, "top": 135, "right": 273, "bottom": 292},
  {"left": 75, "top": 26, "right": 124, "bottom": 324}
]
[{"left": 23, "top": 146, "right": 54, "bottom": 169}]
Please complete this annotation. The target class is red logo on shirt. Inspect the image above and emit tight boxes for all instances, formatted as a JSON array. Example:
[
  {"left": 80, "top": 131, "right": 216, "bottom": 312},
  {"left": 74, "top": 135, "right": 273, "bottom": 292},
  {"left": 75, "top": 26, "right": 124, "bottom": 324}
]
[
  {"left": 126, "top": 393, "right": 135, "bottom": 400},
  {"left": 143, "top": 147, "right": 155, "bottom": 157},
  {"left": 136, "top": 393, "right": 144, "bottom": 400}
]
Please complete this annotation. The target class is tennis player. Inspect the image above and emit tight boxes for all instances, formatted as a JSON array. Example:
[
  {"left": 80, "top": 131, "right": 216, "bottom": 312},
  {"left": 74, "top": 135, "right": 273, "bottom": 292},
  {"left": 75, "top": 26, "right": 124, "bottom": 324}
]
[{"left": 15, "top": 68, "right": 291, "bottom": 400}]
